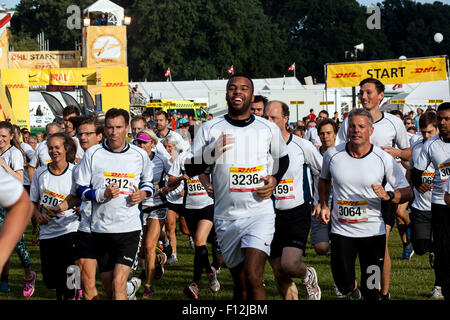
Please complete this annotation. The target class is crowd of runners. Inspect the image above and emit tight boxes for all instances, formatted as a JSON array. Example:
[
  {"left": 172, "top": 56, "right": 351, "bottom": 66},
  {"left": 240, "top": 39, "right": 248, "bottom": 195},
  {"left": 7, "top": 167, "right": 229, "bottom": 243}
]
[{"left": 0, "top": 75, "right": 449, "bottom": 301}]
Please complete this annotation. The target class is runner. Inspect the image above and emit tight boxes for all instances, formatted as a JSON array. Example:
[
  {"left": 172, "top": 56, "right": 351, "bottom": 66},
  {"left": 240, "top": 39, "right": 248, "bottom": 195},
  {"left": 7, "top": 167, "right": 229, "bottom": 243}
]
[
  {"left": 265, "top": 100, "right": 322, "bottom": 300},
  {"left": 185, "top": 74, "right": 289, "bottom": 300},
  {"left": 316, "top": 108, "right": 412, "bottom": 301},
  {"left": 133, "top": 129, "right": 172, "bottom": 298},
  {"left": 406, "top": 111, "right": 443, "bottom": 299},
  {"left": 250, "top": 95, "right": 268, "bottom": 117},
  {"left": 168, "top": 130, "right": 220, "bottom": 300},
  {"left": 75, "top": 108, "right": 153, "bottom": 300},
  {"left": 336, "top": 78, "right": 411, "bottom": 300},
  {"left": 412, "top": 103, "right": 450, "bottom": 300},
  {"left": 62, "top": 105, "right": 84, "bottom": 162},
  {"left": 29, "top": 133, "right": 79, "bottom": 300},
  {"left": 0, "top": 167, "right": 33, "bottom": 276}
]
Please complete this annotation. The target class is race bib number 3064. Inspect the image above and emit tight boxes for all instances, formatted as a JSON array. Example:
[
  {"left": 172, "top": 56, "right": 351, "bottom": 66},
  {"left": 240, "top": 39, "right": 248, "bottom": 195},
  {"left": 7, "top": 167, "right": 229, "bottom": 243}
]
[
  {"left": 229, "top": 166, "right": 265, "bottom": 192},
  {"left": 438, "top": 162, "right": 450, "bottom": 181},
  {"left": 104, "top": 172, "right": 135, "bottom": 195},
  {"left": 337, "top": 200, "right": 368, "bottom": 223}
]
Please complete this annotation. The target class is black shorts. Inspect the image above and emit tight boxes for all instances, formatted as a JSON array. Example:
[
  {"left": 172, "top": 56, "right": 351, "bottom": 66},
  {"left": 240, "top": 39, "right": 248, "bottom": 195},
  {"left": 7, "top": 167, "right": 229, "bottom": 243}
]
[
  {"left": 167, "top": 202, "right": 184, "bottom": 215},
  {"left": 183, "top": 204, "right": 214, "bottom": 232},
  {"left": 381, "top": 199, "right": 397, "bottom": 228},
  {"left": 410, "top": 207, "right": 432, "bottom": 240},
  {"left": 91, "top": 230, "right": 142, "bottom": 273},
  {"left": 39, "top": 232, "right": 78, "bottom": 290},
  {"left": 76, "top": 231, "right": 96, "bottom": 260},
  {"left": 270, "top": 202, "right": 311, "bottom": 258}
]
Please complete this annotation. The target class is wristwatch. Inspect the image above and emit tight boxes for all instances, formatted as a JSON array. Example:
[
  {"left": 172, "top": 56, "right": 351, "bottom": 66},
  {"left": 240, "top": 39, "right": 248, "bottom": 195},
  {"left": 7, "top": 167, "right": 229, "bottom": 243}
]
[{"left": 387, "top": 191, "right": 395, "bottom": 201}]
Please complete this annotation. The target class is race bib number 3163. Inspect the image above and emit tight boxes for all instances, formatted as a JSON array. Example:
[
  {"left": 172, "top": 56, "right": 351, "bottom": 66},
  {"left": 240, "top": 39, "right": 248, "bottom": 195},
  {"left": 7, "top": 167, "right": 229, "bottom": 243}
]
[
  {"left": 187, "top": 179, "right": 207, "bottom": 196},
  {"left": 229, "top": 166, "right": 265, "bottom": 192},
  {"left": 337, "top": 200, "right": 368, "bottom": 223}
]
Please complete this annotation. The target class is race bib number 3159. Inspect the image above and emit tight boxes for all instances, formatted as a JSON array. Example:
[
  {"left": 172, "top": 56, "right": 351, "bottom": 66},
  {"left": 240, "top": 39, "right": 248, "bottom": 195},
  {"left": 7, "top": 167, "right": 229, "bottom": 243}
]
[
  {"left": 337, "top": 200, "right": 368, "bottom": 223},
  {"left": 274, "top": 178, "right": 295, "bottom": 200},
  {"left": 229, "top": 166, "right": 265, "bottom": 192}
]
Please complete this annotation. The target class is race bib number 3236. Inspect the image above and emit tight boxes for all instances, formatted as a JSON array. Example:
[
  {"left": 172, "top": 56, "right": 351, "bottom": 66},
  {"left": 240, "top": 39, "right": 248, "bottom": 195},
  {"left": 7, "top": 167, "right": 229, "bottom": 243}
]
[{"left": 229, "top": 166, "right": 265, "bottom": 192}]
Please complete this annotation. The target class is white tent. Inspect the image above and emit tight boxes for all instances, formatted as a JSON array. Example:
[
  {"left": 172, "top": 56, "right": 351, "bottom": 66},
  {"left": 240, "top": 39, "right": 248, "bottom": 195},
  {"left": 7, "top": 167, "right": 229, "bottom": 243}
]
[{"left": 84, "top": 0, "right": 124, "bottom": 26}]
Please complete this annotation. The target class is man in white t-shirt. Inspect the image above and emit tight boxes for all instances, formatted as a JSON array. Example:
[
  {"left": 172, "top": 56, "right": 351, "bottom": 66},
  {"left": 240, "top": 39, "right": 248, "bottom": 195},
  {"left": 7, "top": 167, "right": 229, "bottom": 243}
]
[
  {"left": 317, "top": 108, "right": 412, "bottom": 300},
  {"left": 75, "top": 108, "right": 154, "bottom": 300},
  {"left": 155, "top": 110, "right": 189, "bottom": 153},
  {"left": 185, "top": 74, "right": 290, "bottom": 300}
]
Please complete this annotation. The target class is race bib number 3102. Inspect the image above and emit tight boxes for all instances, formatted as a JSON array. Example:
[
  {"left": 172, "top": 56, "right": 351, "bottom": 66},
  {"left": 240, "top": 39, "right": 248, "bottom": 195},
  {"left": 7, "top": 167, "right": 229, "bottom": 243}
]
[
  {"left": 337, "top": 200, "right": 368, "bottom": 223},
  {"left": 40, "top": 189, "right": 66, "bottom": 215},
  {"left": 229, "top": 166, "right": 265, "bottom": 192}
]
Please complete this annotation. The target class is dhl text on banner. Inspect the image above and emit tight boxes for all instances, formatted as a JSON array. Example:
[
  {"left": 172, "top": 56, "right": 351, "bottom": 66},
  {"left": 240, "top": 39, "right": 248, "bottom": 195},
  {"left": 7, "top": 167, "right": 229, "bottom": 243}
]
[
  {"left": 1, "top": 68, "right": 30, "bottom": 129},
  {"left": 9, "top": 51, "right": 81, "bottom": 69},
  {"left": 100, "top": 67, "right": 129, "bottom": 113}
]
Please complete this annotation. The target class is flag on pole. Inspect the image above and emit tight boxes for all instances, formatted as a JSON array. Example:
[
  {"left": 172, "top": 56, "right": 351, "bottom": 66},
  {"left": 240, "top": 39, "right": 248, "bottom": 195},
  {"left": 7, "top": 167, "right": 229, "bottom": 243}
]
[
  {"left": 392, "top": 84, "right": 403, "bottom": 90},
  {"left": 288, "top": 62, "right": 295, "bottom": 71},
  {"left": 0, "top": 14, "right": 11, "bottom": 39},
  {"left": 282, "top": 74, "right": 286, "bottom": 91},
  {"left": 227, "top": 65, "right": 234, "bottom": 74},
  {"left": 165, "top": 68, "right": 171, "bottom": 78}
]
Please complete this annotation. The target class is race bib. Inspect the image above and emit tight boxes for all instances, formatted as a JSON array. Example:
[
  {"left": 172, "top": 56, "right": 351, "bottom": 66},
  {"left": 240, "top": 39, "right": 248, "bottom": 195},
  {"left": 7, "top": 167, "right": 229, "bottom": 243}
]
[
  {"left": 151, "top": 182, "right": 159, "bottom": 198},
  {"left": 437, "top": 162, "right": 450, "bottom": 181},
  {"left": 337, "top": 200, "right": 368, "bottom": 223},
  {"left": 40, "top": 189, "right": 66, "bottom": 215},
  {"left": 229, "top": 165, "right": 265, "bottom": 192},
  {"left": 274, "top": 178, "right": 295, "bottom": 200},
  {"left": 186, "top": 178, "right": 207, "bottom": 196},
  {"left": 103, "top": 172, "right": 135, "bottom": 195},
  {"left": 421, "top": 171, "right": 435, "bottom": 186}
]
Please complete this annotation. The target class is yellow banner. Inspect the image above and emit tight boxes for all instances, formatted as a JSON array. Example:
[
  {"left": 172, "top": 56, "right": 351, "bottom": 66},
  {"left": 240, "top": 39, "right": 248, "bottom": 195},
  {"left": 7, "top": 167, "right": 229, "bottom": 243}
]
[
  {"left": 101, "top": 67, "right": 129, "bottom": 114},
  {"left": 1, "top": 69, "right": 30, "bottom": 129},
  {"left": 48, "top": 68, "right": 97, "bottom": 86},
  {"left": 0, "top": 31, "right": 8, "bottom": 69},
  {"left": 9, "top": 50, "right": 80, "bottom": 69},
  {"left": 326, "top": 56, "right": 447, "bottom": 88},
  {"left": 84, "top": 26, "right": 127, "bottom": 68}
]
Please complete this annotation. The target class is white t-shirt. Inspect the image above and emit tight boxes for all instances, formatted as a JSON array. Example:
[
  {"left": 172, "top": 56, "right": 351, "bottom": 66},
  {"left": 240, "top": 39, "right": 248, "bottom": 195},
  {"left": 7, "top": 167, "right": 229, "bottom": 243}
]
[
  {"left": 189, "top": 114, "right": 288, "bottom": 220},
  {"left": 69, "top": 163, "right": 91, "bottom": 233},
  {"left": 72, "top": 135, "right": 84, "bottom": 160},
  {"left": 273, "top": 134, "right": 322, "bottom": 210},
  {"left": 1, "top": 145, "right": 24, "bottom": 173},
  {"left": 21, "top": 142, "right": 35, "bottom": 186},
  {"left": 414, "top": 134, "right": 450, "bottom": 205},
  {"left": 75, "top": 141, "right": 154, "bottom": 233},
  {"left": 142, "top": 152, "right": 172, "bottom": 208},
  {"left": 29, "top": 140, "right": 51, "bottom": 168},
  {"left": 410, "top": 136, "right": 434, "bottom": 211},
  {"left": 0, "top": 166, "right": 23, "bottom": 207},
  {"left": 304, "top": 127, "right": 322, "bottom": 147},
  {"left": 30, "top": 163, "right": 80, "bottom": 240},
  {"left": 169, "top": 151, "right": 213, "bottom": 209},
  {"left": 321, "top": 143, "right": 410, "bottom": 238}
]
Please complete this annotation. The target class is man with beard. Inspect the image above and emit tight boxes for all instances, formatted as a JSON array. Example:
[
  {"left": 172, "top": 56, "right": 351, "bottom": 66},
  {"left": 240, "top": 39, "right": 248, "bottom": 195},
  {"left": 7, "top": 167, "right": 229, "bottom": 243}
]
[{"left": 184, "top": 74, "right": 289, "bottom": 300}]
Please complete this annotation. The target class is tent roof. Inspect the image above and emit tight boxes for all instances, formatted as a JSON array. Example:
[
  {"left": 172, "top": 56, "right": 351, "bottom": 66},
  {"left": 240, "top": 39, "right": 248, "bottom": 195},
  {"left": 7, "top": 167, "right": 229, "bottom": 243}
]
[{"left": 84, "top": 0, "right": 123, "bottom": 13}]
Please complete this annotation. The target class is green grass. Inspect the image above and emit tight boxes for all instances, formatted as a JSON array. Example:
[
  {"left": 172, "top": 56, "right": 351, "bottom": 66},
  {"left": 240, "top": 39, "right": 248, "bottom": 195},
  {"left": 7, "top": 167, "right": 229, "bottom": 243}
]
[{"left": 0, "top": 222, "right": 436, "bottom": 300}]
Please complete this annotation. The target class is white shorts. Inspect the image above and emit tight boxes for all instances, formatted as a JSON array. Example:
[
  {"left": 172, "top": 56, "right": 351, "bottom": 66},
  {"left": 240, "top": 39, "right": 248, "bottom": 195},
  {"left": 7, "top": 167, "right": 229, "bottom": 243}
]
[
  {"left": 214, "top": 214, "right": 275, "bottom": 268},
  {"left": 143, "top": 207, "right": 168, "bottom": 226}
]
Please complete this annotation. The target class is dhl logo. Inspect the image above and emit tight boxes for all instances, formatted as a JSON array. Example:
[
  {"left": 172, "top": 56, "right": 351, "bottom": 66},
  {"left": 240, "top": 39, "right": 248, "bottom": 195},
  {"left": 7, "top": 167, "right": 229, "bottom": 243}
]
[
  {"left": 337, "top": 200, "right": 367, "bottom": 206},
  {"left": 230, "top": 166, "right": 264, "bottom": 173},
  {"left": 105, "top": 82, "right": 126, "bottom": 87},
  {"left": 412, "top": 66, "right": 441, "bottom": 74},
  {"left": 438, "top": 162, "right": 450, "bottom": 169},
  {"left": 51, "top": 73, "right": 69, "bottom": 82},
  {"left": 279, "top": 179, "right": 294, "bottom": 184},
  {"left": 104, "top": 172, "right": 135, "bottom": 178},
  {"left": 187, "top": 179, "right": 201, "bottom": 184},
  {"left": 422, "top": 172, "right": 435, "bottom": 177},
  {"left": 333, "top": 72, "right": 361, "bottom": 79},
  {"left": 43, "top": 189, "right": 66, "bottom": 200},
  {"left": 6, "top": 84, "right": 27, "bottom": 89}
]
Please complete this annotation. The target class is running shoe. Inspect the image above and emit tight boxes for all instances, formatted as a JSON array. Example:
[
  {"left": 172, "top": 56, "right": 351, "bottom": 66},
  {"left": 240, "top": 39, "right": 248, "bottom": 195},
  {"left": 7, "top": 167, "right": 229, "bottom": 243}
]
[
  {"left": 0, "top": 281, "right": 11, "bottom": 293},
  {"left": 379, "top": 292, "right": 390, "bottom": 301},
  {"left": 207, "top": 267, "right": 220, "bottom": 293},
  {"left": 143, "top": 284, "right": 154, "bottom": 299},
  {"left": 302, "top": 266, "right": 321, "bottom": 300},
  {"left": 154, "top": 252, "right": 167, "bottom": 280},
  {"left": 431, "top": 286, "right": 444, "bottom": 299},
  {"left": 184, "top": 282, "right": 199, "bottom": 300},
  {"left": 128, "top": 277, "right": 142, "bottom": 300},
  {"left": 402, "top": 244, "right": 414, "bottom": 260},
  {"left": 333, "top": 283, "right": 346, "bottom": 299},
  {"left": 429, "top": 252, "right": 435, "bottom": 269},
  {"left": 167, "top": 254, "right": 178, "bottom": 265},
  {"left": 23, "top": 271, "right": 36, "bottom": 298},
  {"left": 189, "top": 236, "right": 195, "bottom": 250}
]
